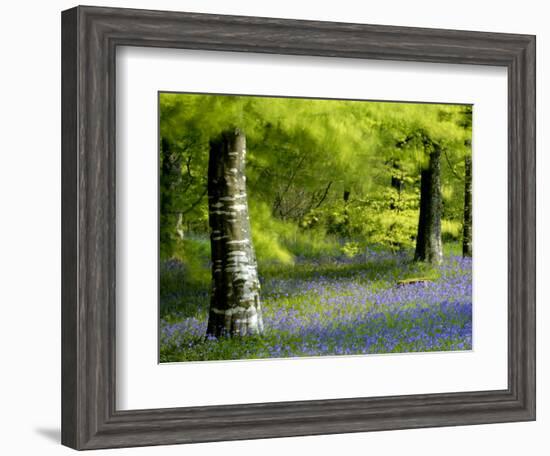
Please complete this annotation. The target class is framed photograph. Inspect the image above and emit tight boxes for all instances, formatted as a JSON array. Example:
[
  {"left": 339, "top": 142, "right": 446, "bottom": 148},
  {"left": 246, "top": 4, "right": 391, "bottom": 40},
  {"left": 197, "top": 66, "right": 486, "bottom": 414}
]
[{"left": 61, "top": 5, "right": 535, "bottom": 450}]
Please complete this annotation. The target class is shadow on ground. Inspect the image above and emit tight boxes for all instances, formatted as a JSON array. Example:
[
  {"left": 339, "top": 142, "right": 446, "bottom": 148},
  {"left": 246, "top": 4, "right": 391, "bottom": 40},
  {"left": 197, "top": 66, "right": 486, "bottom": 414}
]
[{"left": 34, "top": 427, "right": 60, "bottom": 443}]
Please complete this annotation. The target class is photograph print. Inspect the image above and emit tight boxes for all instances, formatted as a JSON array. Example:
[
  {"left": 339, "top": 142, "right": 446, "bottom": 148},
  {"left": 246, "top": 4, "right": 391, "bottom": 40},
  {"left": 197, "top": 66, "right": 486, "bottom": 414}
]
[{"left": 159, "top": 92, "right": 473, "bottom": 363}]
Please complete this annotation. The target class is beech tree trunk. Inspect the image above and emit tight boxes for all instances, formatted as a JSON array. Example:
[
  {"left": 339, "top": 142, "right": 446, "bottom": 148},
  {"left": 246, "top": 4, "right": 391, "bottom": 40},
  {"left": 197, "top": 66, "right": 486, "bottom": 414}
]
[
  {"left": 206, "top": 129, "right": 263, "bottom": 337},
  {"left": 462, "top": 155, "right": 472, "bottom": 257},
  {"left": 414, "top": 145, "right": 443, "bottom": 264}
]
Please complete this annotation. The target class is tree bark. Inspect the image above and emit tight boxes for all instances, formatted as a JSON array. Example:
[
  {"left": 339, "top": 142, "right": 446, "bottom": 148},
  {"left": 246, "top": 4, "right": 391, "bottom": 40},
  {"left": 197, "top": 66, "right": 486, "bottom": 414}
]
[
  {"left": 159, "top": 138, "right": 182, "bottom": 257},
  {"left": 390, "top": 161, "right": 403, "bottom": 211},
  {"left": 414, "top": 145, "right": 443, "bottom": 264},
  {"left": 206, "top": 129, "right": 263, "bottom": 337},
  {"left": 462, "top": 155, "right": 472, "bottom": 257}
]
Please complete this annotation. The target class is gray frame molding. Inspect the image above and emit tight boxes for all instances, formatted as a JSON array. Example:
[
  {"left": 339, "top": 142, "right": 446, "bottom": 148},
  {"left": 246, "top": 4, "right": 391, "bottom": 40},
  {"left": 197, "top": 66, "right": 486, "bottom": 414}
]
[{"left": 61, "top": 5, "right": 536, "bottom": 450}]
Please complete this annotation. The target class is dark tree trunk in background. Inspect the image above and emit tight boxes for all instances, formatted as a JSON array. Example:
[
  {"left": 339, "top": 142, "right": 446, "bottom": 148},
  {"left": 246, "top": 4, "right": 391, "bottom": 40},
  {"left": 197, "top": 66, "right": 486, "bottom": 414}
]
[
  {"left": 462, "top": 155, "right": 472, "bottom": 257},
  {"left": 390, "top": 161, "right": 403, "bottom": 210},
  {"left": 343, "top": 189, "right": 351, "bottom": 203},
  {"left": 206, "top": 129, "right": 263, "bottom": 338},
  {"left": 414, "top": 145, "right": 443, "bottom": 264},
  {"left": 391, "top": 175, "right": 404, "bottom": 192},
  {"left": 159, "top": 138, "right": 182, "bottom": 255},
  {"left": 390, "top": 161, "right": 404, "bottom": 193},
  {"left": 341, "top": 189, "right": 351, "bottom": 233},
  {"left": 160, "top": 139, "right": 171, "bottom": 222}
]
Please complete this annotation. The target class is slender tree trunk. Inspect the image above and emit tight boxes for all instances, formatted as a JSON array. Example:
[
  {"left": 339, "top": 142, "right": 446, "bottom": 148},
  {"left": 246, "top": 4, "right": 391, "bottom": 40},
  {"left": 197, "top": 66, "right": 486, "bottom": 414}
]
[
  {"left": 342, "top": 189, "right": 351, "bottom": 234},
  {"left": 462, "top": 155, "right": 472, "bottom": 257},
  {"left": 390, "top": 161, "right": 404, "bottom": 193},
  {"left": 159, "top": 138, "right": 181, "bottom": 257},
  {"left": 390, "top": 161, "right": 403, "bottom": 211},
  {"left": 206, "top": 129, "right": 263, "bottom": 338},
  {"left": 414, "top": 145, "right": 443, "bottom": 264},
  {"left": 391, "top": 175, "right": 404, "bottom": 193}
]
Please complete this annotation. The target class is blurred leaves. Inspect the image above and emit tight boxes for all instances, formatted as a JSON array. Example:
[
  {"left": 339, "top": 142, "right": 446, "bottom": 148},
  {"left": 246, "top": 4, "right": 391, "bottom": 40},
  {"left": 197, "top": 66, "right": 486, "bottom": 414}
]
[{"left": 159, "top": 93, "right": 472, "bottom": 263}]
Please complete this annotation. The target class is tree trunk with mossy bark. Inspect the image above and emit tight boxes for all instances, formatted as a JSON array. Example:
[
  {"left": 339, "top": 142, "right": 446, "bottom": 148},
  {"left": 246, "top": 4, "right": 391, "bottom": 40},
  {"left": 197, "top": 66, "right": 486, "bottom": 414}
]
[
  {"left": 414, "top": 145, "right": 443, "bottom": 264},
  {"left": 462, "top": 155, "right": 472, "bottom": 257},
  {"left": 206, "top": 128, "right": 263, "bottom": 338}
]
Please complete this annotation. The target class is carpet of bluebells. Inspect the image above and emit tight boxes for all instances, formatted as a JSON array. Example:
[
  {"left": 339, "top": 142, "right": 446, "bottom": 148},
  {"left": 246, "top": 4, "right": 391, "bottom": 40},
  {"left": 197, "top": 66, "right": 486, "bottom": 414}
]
[{"left": 160, "top": 248, "right": 472, "bottom": 362}]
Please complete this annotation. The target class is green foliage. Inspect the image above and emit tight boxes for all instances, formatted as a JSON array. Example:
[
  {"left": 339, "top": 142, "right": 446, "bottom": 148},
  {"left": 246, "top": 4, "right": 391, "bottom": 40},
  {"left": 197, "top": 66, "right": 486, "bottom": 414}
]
[
  {"left": 158, "top": 92, "right": 472, "bottom": 284},
  {"left": 250, "top": 201, "right": 342, "bottom": 263},
  {"left": 364, "top": 209, "right": 419, "bottom": 250},
  {"left": 163, "top": 237, "right": 211, "bottom": 287},
  {"left": 249, "top": 202, "right": 295, "bottom": 265},
  {"left": 442, "top": 219, "right": 463, "bottom": 243},
  {"left": 341, "top": 241, "right": 361, "bottom": 258}
]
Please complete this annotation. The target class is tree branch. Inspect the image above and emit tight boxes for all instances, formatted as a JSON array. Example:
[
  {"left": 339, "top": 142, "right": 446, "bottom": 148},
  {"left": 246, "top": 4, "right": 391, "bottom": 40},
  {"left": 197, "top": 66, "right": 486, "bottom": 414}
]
[
  {"left": 443, "top": 149, "right": 464, "bottom": 181},
  {"left": 313, "top": 181, "right": 333, "bottom": 209},
  {"left": 272, "top": 154, "right": 306, "bottom": 213},
  {"left": 165, "top": 186, "right": 208, "bottom": 216}
]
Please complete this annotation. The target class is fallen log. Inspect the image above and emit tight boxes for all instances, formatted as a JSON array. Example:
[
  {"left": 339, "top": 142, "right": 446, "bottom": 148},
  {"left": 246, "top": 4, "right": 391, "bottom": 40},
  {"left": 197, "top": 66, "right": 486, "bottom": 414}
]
[{"left": 396, "top": 277, "right": 432, "bottom": 287}]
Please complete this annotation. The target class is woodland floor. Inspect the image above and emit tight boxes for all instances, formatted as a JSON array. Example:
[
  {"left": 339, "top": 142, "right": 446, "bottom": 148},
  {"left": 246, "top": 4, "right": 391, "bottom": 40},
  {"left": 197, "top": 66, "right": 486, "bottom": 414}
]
[{"left": 159, "top": 245, "right": 472, "bottom": 363}]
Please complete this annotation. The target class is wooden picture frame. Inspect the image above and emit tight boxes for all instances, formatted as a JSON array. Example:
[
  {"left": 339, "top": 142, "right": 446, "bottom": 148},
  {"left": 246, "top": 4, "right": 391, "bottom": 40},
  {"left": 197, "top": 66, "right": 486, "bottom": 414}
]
[{"left": 61, "top": 5, "right": 536, "bottom": 450}]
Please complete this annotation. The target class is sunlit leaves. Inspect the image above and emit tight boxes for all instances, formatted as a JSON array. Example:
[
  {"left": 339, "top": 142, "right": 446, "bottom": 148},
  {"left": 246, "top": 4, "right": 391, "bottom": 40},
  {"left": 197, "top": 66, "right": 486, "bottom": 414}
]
[{"left": 159, "top": 92, "right": 472, "bottom": 260}]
